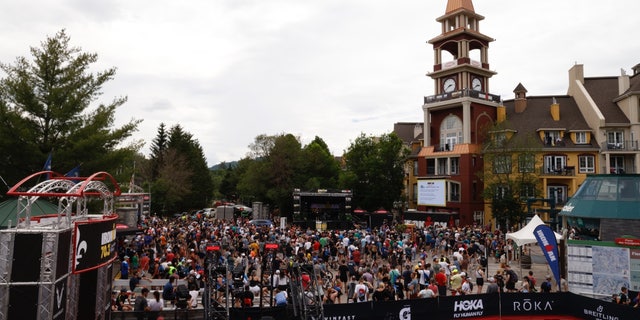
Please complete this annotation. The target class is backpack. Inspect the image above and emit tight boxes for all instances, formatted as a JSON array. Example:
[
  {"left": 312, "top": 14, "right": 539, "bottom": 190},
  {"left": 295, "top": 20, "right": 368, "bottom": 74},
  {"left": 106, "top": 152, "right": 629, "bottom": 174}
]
[
  {"left": 507, "top": 270, "right": 518, "bottom": 283},
  {"left": 175, "top": 284, "right": 190, "bottom": 309},
  {"left": 480, "top": 256, "right": 488, "bottom": 267}
]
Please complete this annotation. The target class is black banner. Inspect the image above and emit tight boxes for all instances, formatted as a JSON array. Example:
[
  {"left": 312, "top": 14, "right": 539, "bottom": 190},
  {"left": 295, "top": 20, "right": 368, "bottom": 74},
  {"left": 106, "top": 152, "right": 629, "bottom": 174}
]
[
  {"left": 568, "top": 292, "right": 640, "bottom": 320},
  {"left": 323, "top": 300, "right": 375, "bottom": 319},
  {"left": 8, "top": 285, "right": 39, "bottom": 319},
  {"left": 72, "top": 215, "right": 117, "bottom": 273},
  {"left": 56, "top": 230, "right": 71, "bottom": 279},
  {"left": 11, "top": 233, "right": 43, "bottom": 282}
]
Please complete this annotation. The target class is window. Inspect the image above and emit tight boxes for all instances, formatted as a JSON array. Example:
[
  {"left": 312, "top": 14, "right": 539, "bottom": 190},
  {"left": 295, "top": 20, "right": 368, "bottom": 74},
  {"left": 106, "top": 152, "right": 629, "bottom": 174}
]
[
  {"left": 575, "top": 132, "right": 587, "bottom": 144},
  {"left": 607, "top": 131, "right": 624, "bottom": 149},
  {"left": 520, "top": 183, "right": 536, "bottom": 198},
  {"left": 495, "top": 185, "right": 509, "bottom": 199},
  {"left": 544, "top": 155, "right": 566, "bottom": 174},
  {"left": 450, "top": 157, "right": 460, "bottom": 175},
  {"left": 518, "top": 154, "right": 535, "bottom": 173},
  {"left": 437, "top": 158, "right": 448, "bottom": 175},
  {"left": 449, "top": 181, "right": 461, "bottom": 202},
  {"left": 544, "top": 131, "right": 562, "bottom": 146},
  {"left": 413, "top": 160, "right": 418, "bottom": 176},
  {"left": 493, "top": 155, "right": 512, "bottom": 174},
  {"left": 610, "top": 156, "right": 625, "bottom": 174},
  {"left": 547, "top": 186, "right": 567, "bottom": 204},
  {"left": 426, "top": 159, "right": 435, "bottom": 175},
  {"left": 578, "top": 155, "right": 595, "bottom": 173},
  {"left": 440, "top": 115, "right": 463, "bottom": 149},
  {"left": 494, "top": 132, "right": 507, "bottom": 146}
]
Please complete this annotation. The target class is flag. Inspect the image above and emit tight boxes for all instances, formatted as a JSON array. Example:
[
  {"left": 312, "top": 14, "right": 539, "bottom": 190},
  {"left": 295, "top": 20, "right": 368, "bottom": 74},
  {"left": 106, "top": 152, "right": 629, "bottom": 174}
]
[
  {"left": 533, "top": 224, "right": 561, "bottom": 291},
  {"left": 65, "top": 165, "right": 81, "bottom": 177},
  {"left": 43, "top": 153, "right": 52, "bottom": 171}
]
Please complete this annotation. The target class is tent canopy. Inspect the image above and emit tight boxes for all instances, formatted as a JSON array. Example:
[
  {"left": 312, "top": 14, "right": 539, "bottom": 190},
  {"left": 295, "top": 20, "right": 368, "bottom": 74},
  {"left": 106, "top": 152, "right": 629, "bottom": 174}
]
[
  {"left": 506, "top": 215, "right": 563, "bottom": 247},
  {"left": 0, "top": 199, "right": 59, "bottom": 229}
]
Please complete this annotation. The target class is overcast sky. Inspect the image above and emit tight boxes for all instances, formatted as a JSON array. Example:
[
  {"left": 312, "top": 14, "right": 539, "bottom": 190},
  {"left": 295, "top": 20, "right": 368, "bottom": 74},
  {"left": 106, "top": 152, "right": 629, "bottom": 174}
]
[{"left": 1, "top": 1, "right": 639, "bottom": 166}]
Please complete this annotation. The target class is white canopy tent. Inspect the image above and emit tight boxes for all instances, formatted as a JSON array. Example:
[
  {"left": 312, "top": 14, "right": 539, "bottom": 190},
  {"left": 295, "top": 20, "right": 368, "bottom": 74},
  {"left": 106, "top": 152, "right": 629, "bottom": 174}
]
[{"left": 506, "top": 214, "right": 563, "bottom": 246}]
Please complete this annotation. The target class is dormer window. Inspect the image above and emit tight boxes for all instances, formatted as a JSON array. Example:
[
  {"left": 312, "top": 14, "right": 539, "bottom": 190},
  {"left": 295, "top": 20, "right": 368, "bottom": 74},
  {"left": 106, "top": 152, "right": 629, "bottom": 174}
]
[
  {"left": 544, "top": 131, "right": 562, "bottom": 146},
  {"left": 575, "top": 132, "right": 587, "bottom": 144}
]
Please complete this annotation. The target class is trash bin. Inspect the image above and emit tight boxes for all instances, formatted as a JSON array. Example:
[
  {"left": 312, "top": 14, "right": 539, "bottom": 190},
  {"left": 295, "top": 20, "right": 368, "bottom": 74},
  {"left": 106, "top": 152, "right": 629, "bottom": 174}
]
[{"left": 521, "top": 254, "right": 532, "bottom": 269}]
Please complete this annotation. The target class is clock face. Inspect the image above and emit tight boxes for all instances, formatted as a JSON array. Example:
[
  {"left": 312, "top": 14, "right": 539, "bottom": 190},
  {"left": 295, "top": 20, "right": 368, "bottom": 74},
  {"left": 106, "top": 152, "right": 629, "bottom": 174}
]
[
  {"left": 443, "top": 78, "right": 456, "bottom": 93},
  {"left": 472, "top": 78, "right": 482, "bottom": 91}
]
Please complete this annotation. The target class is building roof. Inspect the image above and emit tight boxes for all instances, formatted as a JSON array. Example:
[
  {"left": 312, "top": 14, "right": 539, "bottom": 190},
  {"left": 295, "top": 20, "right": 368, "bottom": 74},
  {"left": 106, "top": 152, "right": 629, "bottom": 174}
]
[
  {"left": 393, "top": 122, "right": 423, "bottom": 145},
  {"left": 446, "top": 0, "right": 475, "bottom": 14},
  {"left": 559, "top": 174, "right": 640, "bottom": 219},
  {"left": 583, "top": 77, "right": 629, "bottom": 124},
  {"left": 501, "top": 95, "right": 597, "bottom": 148}
]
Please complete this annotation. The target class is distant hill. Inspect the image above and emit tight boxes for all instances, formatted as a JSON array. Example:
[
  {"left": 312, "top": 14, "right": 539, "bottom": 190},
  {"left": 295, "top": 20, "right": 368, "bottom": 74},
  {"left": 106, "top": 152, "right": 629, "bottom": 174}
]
[{"left": 209, "top": 161, "right": 238, "bottom": 171}]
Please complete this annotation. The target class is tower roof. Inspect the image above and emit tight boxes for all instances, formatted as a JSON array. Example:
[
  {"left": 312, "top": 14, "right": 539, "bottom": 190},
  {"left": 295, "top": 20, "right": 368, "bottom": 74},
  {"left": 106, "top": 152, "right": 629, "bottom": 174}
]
[{"left": 446, "top": 0, "right": 475, "bottom": 14}]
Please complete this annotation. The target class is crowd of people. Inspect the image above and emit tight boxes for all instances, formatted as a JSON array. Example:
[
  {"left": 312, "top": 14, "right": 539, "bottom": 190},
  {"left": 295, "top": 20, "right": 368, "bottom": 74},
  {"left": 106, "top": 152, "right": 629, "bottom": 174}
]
[{"left": 113, "top": 210, "right": 627, "bottom": 313}]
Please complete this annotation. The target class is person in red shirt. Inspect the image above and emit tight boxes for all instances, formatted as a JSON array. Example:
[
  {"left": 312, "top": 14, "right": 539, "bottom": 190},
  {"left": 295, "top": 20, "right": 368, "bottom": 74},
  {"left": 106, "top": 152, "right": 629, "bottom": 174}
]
[
  {"left": 139, "top": 253, "right": 150, "bottom": 275},
  {"left": 352, "top": 248, "right": 361, "bottom": 265},
  {"left": 435, "top": 268, "right": 448, "bottom": 297}
]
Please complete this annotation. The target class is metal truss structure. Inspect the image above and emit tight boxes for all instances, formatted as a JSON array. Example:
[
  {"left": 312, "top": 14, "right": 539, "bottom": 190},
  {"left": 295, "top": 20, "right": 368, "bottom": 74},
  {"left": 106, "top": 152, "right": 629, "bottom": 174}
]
[{"left": 0, "top": 171, "right": 121, "bottom": 320}]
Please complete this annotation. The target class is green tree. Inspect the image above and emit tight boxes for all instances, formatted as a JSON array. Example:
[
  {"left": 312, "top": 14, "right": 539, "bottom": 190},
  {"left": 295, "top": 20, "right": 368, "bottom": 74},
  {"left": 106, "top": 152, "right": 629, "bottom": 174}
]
[
  {"left": 0, "top": 29, "right": 141, "bottom": 187},
  {"left": 481, "top": 121, "right": 541, "bottom": 231},
  {"left": 299, "top": 136, "right": 340, "bottom": 190},
  {"left": 147, "top": 124, "right": 213, "bottom": 214},
  {"left": 340, "top": 133, "right": 408, "bottom": 211}
]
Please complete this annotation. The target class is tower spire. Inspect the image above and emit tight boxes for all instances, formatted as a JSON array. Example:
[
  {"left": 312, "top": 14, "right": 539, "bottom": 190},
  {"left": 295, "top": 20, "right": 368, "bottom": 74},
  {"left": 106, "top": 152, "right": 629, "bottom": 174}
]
[{"left": 446, "top": 0, "right": 475, "bottom": 14}]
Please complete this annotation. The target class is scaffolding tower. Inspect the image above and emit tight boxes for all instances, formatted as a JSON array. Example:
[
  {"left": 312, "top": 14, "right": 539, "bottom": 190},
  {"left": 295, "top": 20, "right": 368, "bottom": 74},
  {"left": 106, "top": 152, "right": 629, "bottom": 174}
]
[
  {"left": 288, "top": 263, "right": 324, "bottom": 320},
  {"left": 203, "top": 245, "right": 232, "bottom": 320}
]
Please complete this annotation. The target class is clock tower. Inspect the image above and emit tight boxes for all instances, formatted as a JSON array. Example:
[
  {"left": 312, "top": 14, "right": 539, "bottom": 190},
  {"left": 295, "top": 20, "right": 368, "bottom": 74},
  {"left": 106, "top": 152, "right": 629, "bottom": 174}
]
[
  {"left": 417, "top": 0, "right": 501, "bottom": 226},
  {"left": 428, "top": 0, "right": 496, "bottom": 95}
]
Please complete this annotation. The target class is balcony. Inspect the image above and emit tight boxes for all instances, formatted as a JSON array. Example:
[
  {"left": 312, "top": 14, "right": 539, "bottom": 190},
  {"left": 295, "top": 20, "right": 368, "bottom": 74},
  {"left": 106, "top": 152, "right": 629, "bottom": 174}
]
[
  {"left": 424, "top": 89, "right": 501, "bottom": 104},
  {"left": 600, "top": 140, "right": 639, "bottom": 151},
  {"left": 540, "top": 166, "right": 575, "bottom": 176}
]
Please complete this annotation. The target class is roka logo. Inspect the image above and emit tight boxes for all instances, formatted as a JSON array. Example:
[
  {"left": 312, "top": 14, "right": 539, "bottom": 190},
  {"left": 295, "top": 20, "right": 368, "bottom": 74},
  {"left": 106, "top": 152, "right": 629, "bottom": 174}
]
[{"left": 454, "top": 299, "right": 483, "bottom": 312}]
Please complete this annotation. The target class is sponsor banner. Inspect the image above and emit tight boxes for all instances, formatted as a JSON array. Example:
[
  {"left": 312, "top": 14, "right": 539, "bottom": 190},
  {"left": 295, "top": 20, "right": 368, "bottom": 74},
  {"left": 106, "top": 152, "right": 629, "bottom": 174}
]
[
  {"left": 534, "top": 225, "right": 561, "bottom": 290},
  {"left": 322, "top": 300, "right": 375, "bottom": 319},
  {"left": 570, "top": 292, "right": 640, "bottom": 320},
  {"left": 437, "top": 294, "right": 500, "bottom": 319},
  {"left": 72, "top": 215, "right": 118, "bottom": 273},
  {"left": 370, "top": 298, "right": 437, "bottom": 320},
  {"left": 500, "top": 293, "right": 568, "bottom": 315}
]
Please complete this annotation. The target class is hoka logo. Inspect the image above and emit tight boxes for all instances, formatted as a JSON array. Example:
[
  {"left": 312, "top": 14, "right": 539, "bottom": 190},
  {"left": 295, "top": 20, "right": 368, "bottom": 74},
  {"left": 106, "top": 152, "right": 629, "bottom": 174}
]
[{"left": 454, "top": 299, "right": 483, "bottom": 312}]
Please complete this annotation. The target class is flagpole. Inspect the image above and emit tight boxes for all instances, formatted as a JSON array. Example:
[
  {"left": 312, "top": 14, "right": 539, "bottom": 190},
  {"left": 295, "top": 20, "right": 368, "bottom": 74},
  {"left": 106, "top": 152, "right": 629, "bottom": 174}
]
[{"left": 0, "top": 175, "right": 10, "bottom": 191}]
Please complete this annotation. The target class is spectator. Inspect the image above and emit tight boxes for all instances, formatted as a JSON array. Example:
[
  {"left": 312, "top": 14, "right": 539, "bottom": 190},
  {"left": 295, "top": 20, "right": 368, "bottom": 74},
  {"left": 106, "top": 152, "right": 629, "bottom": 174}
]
[
  {"left": 133, "top": 288, "right": 150, "bottom": 320},
  {"left": 274, "top": 288, "right": 288, "bottom": 306},
  {"left": 617, "top": 286, "right": 630, "bottom": 305},
  {"left": 485, "top": 277, "right": 499, "bottom": 294},
  {"left": 147, "top": 291, "right": 164, "bottom": 320},
  {"left": 540, "top": 275, "right": 553, "bottom": 293}
]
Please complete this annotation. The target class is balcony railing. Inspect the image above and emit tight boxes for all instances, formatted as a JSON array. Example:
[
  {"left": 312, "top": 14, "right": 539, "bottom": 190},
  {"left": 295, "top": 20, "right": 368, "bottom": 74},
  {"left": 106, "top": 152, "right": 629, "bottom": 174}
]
[
  {"left": 540, "top": 166, "right": 575, "bottom": 176},
  {"left": 424, "top": 89, "right": 501, "bottom": 104},
  {"left": 600, "top": 140, "right": 639, "bottom": 151}
]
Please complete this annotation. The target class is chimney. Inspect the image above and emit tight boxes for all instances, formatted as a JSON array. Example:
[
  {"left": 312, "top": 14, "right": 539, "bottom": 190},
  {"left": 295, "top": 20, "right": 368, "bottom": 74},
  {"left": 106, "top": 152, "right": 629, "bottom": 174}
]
[
  {"left": 413, "top": 123, "right": 423, "bottom": 139},
  {"left": 496, "top": 103, "right": 506, "bottom": 123},
  {"left": 514, "top": 83, "right": 528, "bottom": 113},
  {"left": 550, "top": 97, "right": 560, "bottom": 121},
  {"left": 619, "top": 68, "right": 630, "bottom": 95}
]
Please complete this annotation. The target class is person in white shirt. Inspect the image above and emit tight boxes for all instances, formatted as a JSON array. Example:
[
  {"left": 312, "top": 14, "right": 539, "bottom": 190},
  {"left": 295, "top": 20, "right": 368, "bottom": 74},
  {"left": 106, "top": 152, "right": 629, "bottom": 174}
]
[{"left": 353, "top": 278, "right": 369, "bottom": 302}]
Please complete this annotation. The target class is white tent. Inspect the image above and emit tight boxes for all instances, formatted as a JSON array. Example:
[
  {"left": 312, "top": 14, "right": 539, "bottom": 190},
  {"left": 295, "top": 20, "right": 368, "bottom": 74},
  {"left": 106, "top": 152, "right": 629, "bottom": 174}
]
[{"left": 506, "top": 215, "right": 563, "bottom": 247}]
